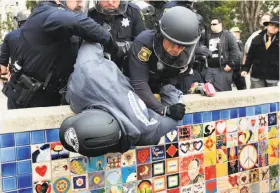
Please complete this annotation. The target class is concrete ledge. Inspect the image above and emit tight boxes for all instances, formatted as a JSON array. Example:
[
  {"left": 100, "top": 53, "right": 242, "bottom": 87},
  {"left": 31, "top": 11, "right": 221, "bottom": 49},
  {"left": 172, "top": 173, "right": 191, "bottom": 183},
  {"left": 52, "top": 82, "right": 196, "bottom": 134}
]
[{"left": 0, "top": 87, "right": 279, "bottom": 133}]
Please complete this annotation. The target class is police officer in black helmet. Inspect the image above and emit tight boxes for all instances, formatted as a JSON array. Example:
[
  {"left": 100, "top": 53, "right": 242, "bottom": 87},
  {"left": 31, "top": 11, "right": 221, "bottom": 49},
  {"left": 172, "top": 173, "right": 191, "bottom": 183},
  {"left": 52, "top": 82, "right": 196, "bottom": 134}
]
[
  {"left": 6, "top": 0, "right": 121, "bottom": 109},
  {"left": 88, "top": 0, "right": 146, "bottom": 68},
  {"left": 126, "top": 6, "right": 200, "bottom": 120}
]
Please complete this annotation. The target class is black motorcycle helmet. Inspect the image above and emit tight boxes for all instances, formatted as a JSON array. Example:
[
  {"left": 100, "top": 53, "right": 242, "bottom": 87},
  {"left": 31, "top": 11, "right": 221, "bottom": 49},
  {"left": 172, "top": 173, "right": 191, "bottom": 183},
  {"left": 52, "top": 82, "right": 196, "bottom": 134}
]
[
  {"left": 59, "top": 109, "right": 123, "bottom": 157},
  {"left": 154, "top": 6, "right": 200, "bottom": 69}
]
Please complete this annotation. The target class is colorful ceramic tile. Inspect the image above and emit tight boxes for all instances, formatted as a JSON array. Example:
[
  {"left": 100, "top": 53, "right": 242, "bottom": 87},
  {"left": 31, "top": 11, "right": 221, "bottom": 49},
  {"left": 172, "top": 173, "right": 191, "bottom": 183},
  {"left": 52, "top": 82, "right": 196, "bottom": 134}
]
[
  {"left": 69, "top": 152, "right": 82, "bottom": 158},
  {"left": 268, "top": 138, "right": 279, "bottom": 165},
  {"left": 153, "top": 176, "right": 166, "bottom": 193},
  {"left": 205, "top": 179, "right": 217, "bottom": 193},
  {"left": 268, "top": 126, "right": 278, "bottom": 139},
  {"left": 179, "top": 139, "right": 204, "bottom": 157},
  {"left": 259, "top": 166, "right": 269, "bottom": 181},
  {"left": 259, "top": 180, "right": 270, "bottom": 193},
  {"left": 123, "top": 182, "right": 137, "bottom": 193},
  {"left": 204, "top": 136, "right": 216, "bottom": 152},
  {"left": 52, "top": 176, "right": 71, "bottom": 193},
  {"left": 180, "top": 185, "right": 192, "bottom": 193},
  {"left": 269, "top": 164, "right": 279, "bottom": 178},
  {"left": 72, "top": 175, "right": 88, "bottom": 191},
  {"left": 32, "top": 162, "right": 51, "bottom": 182},
  {"left": 104, "top": 153, "right": 122, "bottom": 170},
  {"left": 228, "top": 160, "right": 238, "bottom": 175},
  {"left": 70, "top": 157, "right": 88, "bottom": 175},
  {"left": 227, "top": 147, "right": 238, "bottom": 161},
  {"left": 192, "top": 182, "right": 205, "bottom": 193},
  {"left": 216, "top": 163, "right": 228, "bottom": 178},
  {"left": 238, "top": 171, "right": 249, "bottom": 185},
  {"left": 238, "top": 185, "right": 250, "bottom": 193},
  {"left": 238, "top": 130, "right": 255, "bottom": 145},
  {"left": 191, "top": 124, "right": 203, "bottom": 139},
  {"left": 178, "top": 126, "right": 191, "bottom": 141},
  {"left": 105, "top": 169, "right": 121, "bottom": 186},
  {"left": 250, "top": 183, "right": 260, "bottom": 193},
  {"left": 165, "top": 129, "right": 178, "bottom": 143},
  {"left": 180, "top": 154, "right": 204, "bottom": 185},
  {"left": 226, "top": 132, "right": 238, "bottom": 148},
  {"left": 167, "top": 188, "right": 179, "bottom": 193},
  {"left": 121, "top": 166, "right": 137, "bottom": 184},
  {"left": 51, "top": 159, "right": 70, "bottom": 178},
  {"left": 226, "top": 119, "right": 239, "bottom": 133},
  {"left": 269, "top": 177, "right": 279, "bottom": 191},
  {"left": 121, "top": 149, "right": 136, "bottom": 167},
  {"left": 268, "top": 113, "right": 277, "bottom": 126},
  {"left": 238, "top": 117, "right": 249, "bottom": 131},
  {"left": 137, "top": 164, "right": 152, "bottom": 180},
  {"left": 138, "top": 179, "right": 152, "bottom": 193},
  {"left": 167, "top": 174, "right": 180, "bottom": 189},
  {"left": 158, "top": 136, "right": 166, "bottom": 145},
  {"left": 249, "top": 168, "right": 259, "bottom": 183},
  {"left": 105, "top": 185, "right": 122, "bottom": 193},
  {"left": 88, "top": 156, "right": 105, "bottom": 173},
  {"left": 259, "top": 154, "right": 269, "bottom": 167},
  {"left": 238, "top": 143, "right": 258, "bottom": 171},
  {"left": 216, "top": 148, "right": 228, "bottom": 163},
  {"left": 151, "top": 145, "right": 165, "bottom": 162},
  {"left": 259, "top": 140, "right": 268, "bottom": 155},
  {"left": 204, "top": 151, "right": 216, "bottom": 167},
  {"left": 152, "top": 161, "right": 165, "bottom": 177},
  {"left": 166, "top": 143, "right": 179, "bottom": 158},
  {"left": 166, "top": 158, "right": 179, "bottom": 174},
  {"left": 205, "top": 165, "right": 216, "bottom": 180},
  {"left": 247, "top": 116, "right": 258, "bottom": 131},
  {"left": 88, "top": 171, "right": 105, "bottom": 190},
  {"left": 33, "top": 180, "right": 52, "bottom": 193},
  {"left": 136, "top": 147, "right": 151, "bottom": 164},
  {"left": 31, "top": 144, "right": 51, "bottom": 163},
  {"left": 91, "top": 187, "right": 105, "bottom": 193},
  {"left": 216, "top": 134, "right": 226, "bottom": 149},
  {"left": 216, "top": 121, "right": 227, "bottom": 135},
  {"left": 50, "top": 142, "right": 69, "bottom": 160},
  {"left": 203, "top": 122, "right": 216, "bottom": 137},
  {"left": 258, "top": 126, "right": 268, "bottom": 141}
]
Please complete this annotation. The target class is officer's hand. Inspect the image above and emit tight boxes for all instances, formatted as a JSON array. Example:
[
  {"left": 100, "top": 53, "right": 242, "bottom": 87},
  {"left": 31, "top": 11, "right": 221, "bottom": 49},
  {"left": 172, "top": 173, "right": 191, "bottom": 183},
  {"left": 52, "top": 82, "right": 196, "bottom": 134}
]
[
  {"left": 0, "top": 65, "right": 10, "bottom": 82},
  {"left": 241, "top": 71, "right": 247, "bottom": 77},
  {"left": 224, "top": 65, "right": 232, "bottom": 72},
  {"left": 165, "top": 103, "right": 186, "bottom": 121}
]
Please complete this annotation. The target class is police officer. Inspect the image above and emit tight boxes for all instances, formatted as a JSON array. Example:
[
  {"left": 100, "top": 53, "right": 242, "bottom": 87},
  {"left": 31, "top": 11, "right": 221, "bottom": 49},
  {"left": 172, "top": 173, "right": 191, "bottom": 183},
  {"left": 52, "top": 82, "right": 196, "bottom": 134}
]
[
  {"left": 88, "top": 0, "right": 146, "bottom": 68},
  {"left": 160, "top": 0, "right": 211, "bottom": 93},
  {"left": 126, "top": 6, "right": 200, "bottom": 120},
  {"left": 6, "top": 0, "right": 120, "bottom": 109},
  {"left": 0, "top": 11, "right": 28, "bottom": 83}
]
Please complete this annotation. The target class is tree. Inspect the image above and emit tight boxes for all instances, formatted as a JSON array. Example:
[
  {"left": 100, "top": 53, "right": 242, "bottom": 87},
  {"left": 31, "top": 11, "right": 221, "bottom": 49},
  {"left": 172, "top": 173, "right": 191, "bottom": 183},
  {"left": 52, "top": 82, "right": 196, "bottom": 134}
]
[{"left": 26, "top": 1, "right": 39, "bottom": 12}]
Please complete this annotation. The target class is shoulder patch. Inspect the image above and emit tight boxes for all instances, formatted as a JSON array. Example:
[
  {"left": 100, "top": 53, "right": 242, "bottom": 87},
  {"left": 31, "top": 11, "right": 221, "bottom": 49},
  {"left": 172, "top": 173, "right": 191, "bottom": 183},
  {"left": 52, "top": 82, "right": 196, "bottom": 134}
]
[{"left": 138, "top": 47, "right": 152, "bottom": 62}]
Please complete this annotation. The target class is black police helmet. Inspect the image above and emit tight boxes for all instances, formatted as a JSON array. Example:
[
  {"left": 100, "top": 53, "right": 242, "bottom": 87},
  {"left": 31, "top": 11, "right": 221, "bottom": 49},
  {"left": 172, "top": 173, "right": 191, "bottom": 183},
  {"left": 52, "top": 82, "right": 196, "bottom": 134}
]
[{"left": 59, "top": 109, "right": 122, "bottom": 157}]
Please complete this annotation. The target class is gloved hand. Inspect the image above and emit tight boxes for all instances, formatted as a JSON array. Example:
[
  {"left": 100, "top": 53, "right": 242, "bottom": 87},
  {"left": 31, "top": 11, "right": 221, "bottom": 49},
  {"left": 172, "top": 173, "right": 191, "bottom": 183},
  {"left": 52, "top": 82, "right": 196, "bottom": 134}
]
[
  {"left": 164, "top": 103, "right": 186, "bottom": 121},
  {"left": 104, "top": 35, "right": 124, "bottom": 61},
  {"left": 195, "top": 46, "right": 212, "bottom": 58}
]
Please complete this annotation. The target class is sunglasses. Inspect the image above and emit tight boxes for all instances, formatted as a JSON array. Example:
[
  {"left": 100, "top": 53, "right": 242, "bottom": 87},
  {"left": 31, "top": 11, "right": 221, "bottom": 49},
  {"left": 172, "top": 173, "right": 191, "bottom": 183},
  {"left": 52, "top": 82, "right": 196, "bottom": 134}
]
[{"left": 211, "top": 23, "right": 219, "bottom": 26}]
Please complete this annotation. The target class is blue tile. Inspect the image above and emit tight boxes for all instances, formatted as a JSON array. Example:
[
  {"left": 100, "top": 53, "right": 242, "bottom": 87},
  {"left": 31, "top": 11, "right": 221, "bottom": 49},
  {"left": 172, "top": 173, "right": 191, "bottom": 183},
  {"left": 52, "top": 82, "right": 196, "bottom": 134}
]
[
  {"left": 270, "top": 103, "right": 277, "bottom": 112},
  {"left": 221, "top": 110, "right": 230, "bottom": 120},
  {"left": 261, "top": 104, "right": 269, "bottom": 114},
  {"left": 230, "top": 108, "right": 238, "bottom": 119},
  {"left": 1, "top": 162, "right": 16, "bottom": 177},
  {"left": 46, "top": 129, "right": 59, "bottom": 142},
  {"left": 239, "top": 107, "right": 246, "bottom": 117},
  {"left": 255, "top": 105, "right": 262, "bottom": 115},
  {"left": 6, "top": 191, "right": 17, "bottom": 193},
  {"left": 177, "top": 120, "right": 183, "bottom": 126},
  {"left": 18, "top": 174, "right": 32, "bottom": 189},
  {"left": 203, "top": 112, "right": 211, "bottom": 122},
  {"left": 16, "top": 146, "right": 31, "bottom": 161},
  {"left": 212, "top": 110, "right": 221, "bottom": 121},
  {"left": 2, "top": 177, "right": 17, "bottom": 192},
  {"left": 1, "top": 148, "right": 16, "bottom": 163},
  {"left": 0, "top": 133, "right": 15, "bottom": 148},
  {"left": 31, "top": 130, "right": 45, "bottom": 144},
  {"left": 193, "top": 112, "right": 203, "bottom": 124},
  {"left": 246, "top": 106, "right": 255, "bottom": 116},
  {"left": 183, "top": 114, "right": 193, "bottom": 125},
  {"left": 17, "top": 160, "right": 31, "bottom": 175},
  {"left": 18, "top": 188, "right": 33, "bottom": 193},
  {"left": 15, "top": 132, "right": 30, "bottom": 146},
  {"left": 278, "top": 102, "right": 280, "bottom": 111}
]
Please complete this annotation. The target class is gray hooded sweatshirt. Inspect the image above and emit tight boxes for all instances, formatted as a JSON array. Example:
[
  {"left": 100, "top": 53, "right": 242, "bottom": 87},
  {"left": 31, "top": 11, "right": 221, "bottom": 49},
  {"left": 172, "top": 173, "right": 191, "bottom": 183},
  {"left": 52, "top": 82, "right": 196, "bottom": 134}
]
[{"left": 66, "top": 42, "right": 178, "bottom": 149}]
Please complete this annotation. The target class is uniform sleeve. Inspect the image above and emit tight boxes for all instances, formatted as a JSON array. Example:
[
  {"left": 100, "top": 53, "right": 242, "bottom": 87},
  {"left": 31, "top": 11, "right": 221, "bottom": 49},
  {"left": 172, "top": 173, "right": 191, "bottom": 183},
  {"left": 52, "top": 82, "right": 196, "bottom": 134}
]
[
  {"left": 0, "top": 34, "right": 10, "bottom": 66},
  {"left": 132, "top": 9, "right": 146, "bottom": 39},
  {"left": 42, "top": 10, "right": 110, "bottom": 44},
  {"left": 128, "top": 41, "right": 165, "bottom": 114}
]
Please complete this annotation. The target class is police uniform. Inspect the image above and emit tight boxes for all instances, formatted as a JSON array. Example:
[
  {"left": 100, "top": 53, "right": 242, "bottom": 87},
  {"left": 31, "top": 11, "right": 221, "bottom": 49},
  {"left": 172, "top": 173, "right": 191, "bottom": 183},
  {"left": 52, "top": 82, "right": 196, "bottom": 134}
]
[
  {"left": 88, "top": 3, "right": 145, "bottom": 42},
  {"left": 143, "top": 1, "right": 167, "bottom": 30},
  {"left": 127, "top": 30, "right": 189, "bottom": 114},
  {"left": 7, "top": 1, "right": 112, "bottom": 109}
]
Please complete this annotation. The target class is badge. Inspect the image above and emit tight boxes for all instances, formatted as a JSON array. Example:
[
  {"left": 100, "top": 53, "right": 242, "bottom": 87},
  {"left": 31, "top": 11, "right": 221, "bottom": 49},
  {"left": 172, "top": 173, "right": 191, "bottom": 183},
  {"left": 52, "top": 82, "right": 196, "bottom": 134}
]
[
  {"left": 121, "top": 18, "right": 130, "bottom": 27},
  {"left": 138, "top": 47, "right": 152, "bottom": 62}
]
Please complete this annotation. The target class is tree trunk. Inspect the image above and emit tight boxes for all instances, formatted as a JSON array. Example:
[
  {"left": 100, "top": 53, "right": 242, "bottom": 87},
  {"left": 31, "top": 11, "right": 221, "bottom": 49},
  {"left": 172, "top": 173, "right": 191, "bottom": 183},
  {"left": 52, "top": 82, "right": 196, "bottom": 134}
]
[{"left": 240, "top": 1, "right": 264, "bottom": 34}]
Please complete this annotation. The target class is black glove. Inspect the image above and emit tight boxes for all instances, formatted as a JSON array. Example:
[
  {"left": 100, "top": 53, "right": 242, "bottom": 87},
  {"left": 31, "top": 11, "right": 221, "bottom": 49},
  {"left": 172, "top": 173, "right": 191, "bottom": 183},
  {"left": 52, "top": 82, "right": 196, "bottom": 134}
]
[
  {"left": 164, "top": 103, "right": 186, "bottom": 121},
  {"left": 104, "top": 35, "right": 124, "bottom": 61},
  {"left": 195, "top": 46, "right": 212, "bottom": 58}
]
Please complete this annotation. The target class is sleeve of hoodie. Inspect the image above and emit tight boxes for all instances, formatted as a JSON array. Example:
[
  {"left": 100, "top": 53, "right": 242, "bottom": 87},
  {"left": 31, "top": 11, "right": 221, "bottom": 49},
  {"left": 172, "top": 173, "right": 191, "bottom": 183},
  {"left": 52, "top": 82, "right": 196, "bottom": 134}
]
[{"left": 227, "top": 31, "right": 239, "bottom": 66}]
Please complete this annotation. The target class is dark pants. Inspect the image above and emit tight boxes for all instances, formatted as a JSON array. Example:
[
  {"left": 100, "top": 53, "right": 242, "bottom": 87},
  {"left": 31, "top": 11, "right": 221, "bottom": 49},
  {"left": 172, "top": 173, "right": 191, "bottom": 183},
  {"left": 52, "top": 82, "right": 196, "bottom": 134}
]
[
  {"left": 7, "top": 82, "right": 61, "bottom": 109},
  {"left": 233, "top": 69, "right": 246, "bottom": 90}
]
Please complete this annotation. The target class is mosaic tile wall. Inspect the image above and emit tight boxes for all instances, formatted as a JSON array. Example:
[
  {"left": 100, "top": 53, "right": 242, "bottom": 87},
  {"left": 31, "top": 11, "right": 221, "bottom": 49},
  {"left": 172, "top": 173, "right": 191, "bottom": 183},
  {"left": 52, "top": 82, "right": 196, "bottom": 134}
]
[{"left": 0, "top": 103, "right": 279, "bottom": 193}]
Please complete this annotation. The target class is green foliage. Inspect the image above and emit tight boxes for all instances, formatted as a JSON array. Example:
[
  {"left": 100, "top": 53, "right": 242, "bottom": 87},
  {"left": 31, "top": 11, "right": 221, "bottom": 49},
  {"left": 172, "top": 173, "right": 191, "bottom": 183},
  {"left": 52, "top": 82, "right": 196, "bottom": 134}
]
[{"left": 26, "top": 1, "right": 39, "bottom": 12}]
